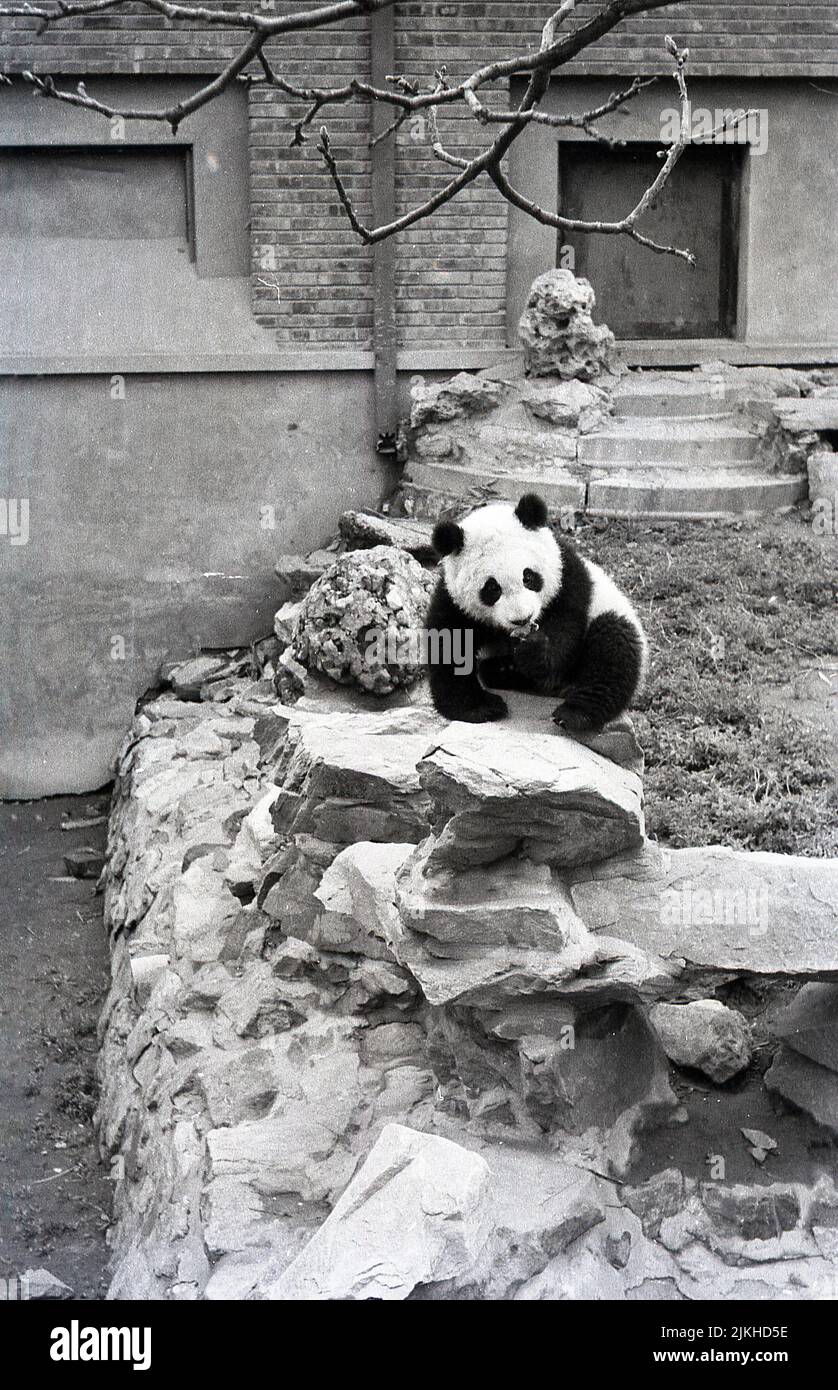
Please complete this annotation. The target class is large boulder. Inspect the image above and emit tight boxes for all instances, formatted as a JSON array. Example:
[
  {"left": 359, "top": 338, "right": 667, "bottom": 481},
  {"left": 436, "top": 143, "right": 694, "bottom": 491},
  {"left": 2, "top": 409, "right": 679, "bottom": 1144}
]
[
  {"left": 517, "top": 270, "right": 620, "bottom": 381},
  {"left": 293, "top": 546, "right": 434, "bottom": 694},
  {"left": 416, "top": 721, "right": 644, "bottom": 870}
]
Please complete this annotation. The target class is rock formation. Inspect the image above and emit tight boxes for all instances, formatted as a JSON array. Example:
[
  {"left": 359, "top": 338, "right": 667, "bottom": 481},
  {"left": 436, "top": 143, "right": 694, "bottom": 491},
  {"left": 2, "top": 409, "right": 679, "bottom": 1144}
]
[
  {"left": 96, "top": 667, "right": 838, "bottom": 1300},
  {"left": 517, "top": 269, "right": 620, "bottom": 381}
]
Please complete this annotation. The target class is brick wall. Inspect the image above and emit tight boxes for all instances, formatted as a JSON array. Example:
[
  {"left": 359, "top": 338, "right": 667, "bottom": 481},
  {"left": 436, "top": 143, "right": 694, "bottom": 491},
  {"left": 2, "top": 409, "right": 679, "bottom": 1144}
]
[
  {"left": 1, "top": 2, "right": 836, "bottom": 351},
  {"left": 248, "top": 16, "right": 373, "bottom": 345}
]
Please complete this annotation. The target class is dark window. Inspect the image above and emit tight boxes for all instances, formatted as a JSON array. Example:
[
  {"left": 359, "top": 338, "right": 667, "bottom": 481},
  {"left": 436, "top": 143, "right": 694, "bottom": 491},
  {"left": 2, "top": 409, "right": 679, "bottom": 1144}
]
[
  {"left": 558, "top": 142, "right": 743, "bottom": 339},
  {"left": 0, "top": 147, "right": 191, "bottom": 245}
]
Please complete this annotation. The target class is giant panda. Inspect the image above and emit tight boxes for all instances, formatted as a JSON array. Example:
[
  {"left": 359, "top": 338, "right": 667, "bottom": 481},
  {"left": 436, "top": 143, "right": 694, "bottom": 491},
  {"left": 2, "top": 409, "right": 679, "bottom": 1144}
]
[{"left": 426, "top": 492, "right": 647, "bottom": 730}]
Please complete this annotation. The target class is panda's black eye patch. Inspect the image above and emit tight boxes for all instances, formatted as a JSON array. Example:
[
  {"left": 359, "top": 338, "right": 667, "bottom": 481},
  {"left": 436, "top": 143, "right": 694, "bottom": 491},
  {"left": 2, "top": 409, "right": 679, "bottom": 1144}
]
[
  {"left": 523, "top": 568, "right": 543, "bottom": 592},
  {"left": 479, "top": 577, "right": 502, "bottom": 607}
]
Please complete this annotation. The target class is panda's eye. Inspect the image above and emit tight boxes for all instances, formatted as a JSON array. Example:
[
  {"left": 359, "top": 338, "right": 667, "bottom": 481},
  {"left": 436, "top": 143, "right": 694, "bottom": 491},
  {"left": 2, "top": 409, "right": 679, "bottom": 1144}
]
[
  {"left": 523, "top": 568, "right": 543, "bottom": 592},
  {"left": 479, "top": 577, "right": 502, "bottom": 607}
]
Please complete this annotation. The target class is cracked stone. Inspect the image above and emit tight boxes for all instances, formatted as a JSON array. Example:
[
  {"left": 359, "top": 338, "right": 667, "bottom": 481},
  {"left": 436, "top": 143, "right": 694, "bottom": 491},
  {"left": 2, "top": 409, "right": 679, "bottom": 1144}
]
[{"left": 261, "top": 1124, "right": 493, "bottom": 1301}]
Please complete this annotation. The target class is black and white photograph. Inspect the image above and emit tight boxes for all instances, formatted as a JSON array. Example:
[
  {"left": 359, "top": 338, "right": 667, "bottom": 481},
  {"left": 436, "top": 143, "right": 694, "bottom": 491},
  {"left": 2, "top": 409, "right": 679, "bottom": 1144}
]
[{"left": 0, "top": 0, "right": 836, "bottom": 1354}]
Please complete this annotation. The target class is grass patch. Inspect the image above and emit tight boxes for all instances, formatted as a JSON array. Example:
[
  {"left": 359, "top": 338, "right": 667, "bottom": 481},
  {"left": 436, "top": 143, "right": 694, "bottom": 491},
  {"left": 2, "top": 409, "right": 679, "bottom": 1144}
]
[{"left": 576, "top": 513, "right": 838, "bottom": 856}]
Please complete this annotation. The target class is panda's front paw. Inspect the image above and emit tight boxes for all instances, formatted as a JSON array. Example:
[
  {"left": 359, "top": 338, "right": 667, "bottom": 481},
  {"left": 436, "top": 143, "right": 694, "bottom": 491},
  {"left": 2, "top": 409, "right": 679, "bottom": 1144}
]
[
  {"left": 454, "top": 691, "right": 509, "bottom": 723},
  {"left": 478, "top": 655, "right": 516, "bottom": 690},
  {"left": 552, "top": 701, "right": 599, "bottom": 733},
  {"left": 512, "top": 631, "right": 553, "bottom": 682}
]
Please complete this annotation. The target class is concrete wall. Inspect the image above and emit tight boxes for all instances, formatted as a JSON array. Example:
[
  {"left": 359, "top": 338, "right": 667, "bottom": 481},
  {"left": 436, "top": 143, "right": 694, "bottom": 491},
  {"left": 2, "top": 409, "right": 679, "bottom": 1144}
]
[
  {"left": 0, "top": 371, "right": 387, "bottom": 797},
  {"left": 508, "top": 78, "right": 838, "bottom": 358}
]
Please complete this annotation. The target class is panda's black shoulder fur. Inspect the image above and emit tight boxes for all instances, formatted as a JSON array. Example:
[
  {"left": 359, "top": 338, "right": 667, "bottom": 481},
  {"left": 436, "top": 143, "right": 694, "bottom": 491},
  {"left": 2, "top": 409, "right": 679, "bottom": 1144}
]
[{"left": 542, "top": 532, "right": 593, "bottom": 621}]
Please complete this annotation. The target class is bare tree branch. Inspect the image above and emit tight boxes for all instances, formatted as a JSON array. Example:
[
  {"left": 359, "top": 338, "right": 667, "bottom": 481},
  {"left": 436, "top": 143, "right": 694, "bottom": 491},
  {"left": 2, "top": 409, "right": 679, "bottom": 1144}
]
[
  {"left": 0, "top": 0, "right": 393, "bottom": 35},
  {"left": 0, "top": 0, "right": 744, "bottom": 266},
  {"left": 460, "top": 75, "right": 659, "bottom": 149}
]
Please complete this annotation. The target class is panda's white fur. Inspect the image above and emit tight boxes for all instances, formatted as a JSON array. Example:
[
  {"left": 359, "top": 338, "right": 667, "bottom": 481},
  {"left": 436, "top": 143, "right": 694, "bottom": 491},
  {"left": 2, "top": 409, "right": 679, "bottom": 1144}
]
[
  {"left": 440, "top": 501, "right": 562, "bottom": 630},
  {"left": 584, "top": 557, "right": 649, "bottom": 681}
]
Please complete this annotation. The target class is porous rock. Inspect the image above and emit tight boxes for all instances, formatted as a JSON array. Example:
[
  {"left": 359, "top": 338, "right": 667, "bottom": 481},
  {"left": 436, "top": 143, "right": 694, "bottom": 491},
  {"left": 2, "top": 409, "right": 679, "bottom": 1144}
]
[
  {"left": 518, "top": 270, "right": 620, "bottom": 381},
  {"left": 410, "top": 371, "right": 506, "bottom": 428},
  {"left": 293, "top": 546, "right": 434, "bottom": 694}
]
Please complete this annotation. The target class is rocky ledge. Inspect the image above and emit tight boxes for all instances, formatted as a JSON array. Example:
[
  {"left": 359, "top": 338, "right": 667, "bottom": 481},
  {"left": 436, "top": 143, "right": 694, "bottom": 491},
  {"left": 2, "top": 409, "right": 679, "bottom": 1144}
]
[{"left": 96, "top": 679, "right": 838, "bottom": 1300}]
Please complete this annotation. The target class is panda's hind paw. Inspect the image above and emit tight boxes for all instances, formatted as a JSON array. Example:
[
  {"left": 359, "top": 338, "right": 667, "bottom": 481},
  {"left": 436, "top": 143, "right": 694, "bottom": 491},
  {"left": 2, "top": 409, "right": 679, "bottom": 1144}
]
[{"left": 552, "top": 702, "right": 600, "bottom": 733}]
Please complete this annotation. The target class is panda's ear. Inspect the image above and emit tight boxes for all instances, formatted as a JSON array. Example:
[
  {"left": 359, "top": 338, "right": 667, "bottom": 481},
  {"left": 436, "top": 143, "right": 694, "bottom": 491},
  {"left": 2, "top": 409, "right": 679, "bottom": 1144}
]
[
  {"left": 515, "top": 493, "right": 549, "bottom": 530},
  {"left": 432, "top": 518, "right": 465, "bottom": 557}
]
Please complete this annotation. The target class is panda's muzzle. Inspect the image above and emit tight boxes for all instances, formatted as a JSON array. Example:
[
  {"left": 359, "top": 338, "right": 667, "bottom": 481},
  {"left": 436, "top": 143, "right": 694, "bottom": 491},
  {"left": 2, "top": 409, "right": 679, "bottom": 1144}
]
[{"left": 509, "top": 617, "right": 540, "bottom": 639}]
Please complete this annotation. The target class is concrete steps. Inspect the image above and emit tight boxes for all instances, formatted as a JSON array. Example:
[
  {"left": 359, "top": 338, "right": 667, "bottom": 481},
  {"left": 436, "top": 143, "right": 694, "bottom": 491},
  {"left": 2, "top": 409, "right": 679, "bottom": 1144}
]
[
  {"left": 587, "top": 469, "right": 807, "bottom": 519},
  {"left": 612, "top": 376, "right": 748, "bottom": 419},
  {"left": 401, "top": 370, "right": 808, "bottom": 521},
  {"left": 405, "top": 458, "right": 586, "bottom": 512},
  {"left": 578, "top": 418, "right": 760, "bottom": 466}
]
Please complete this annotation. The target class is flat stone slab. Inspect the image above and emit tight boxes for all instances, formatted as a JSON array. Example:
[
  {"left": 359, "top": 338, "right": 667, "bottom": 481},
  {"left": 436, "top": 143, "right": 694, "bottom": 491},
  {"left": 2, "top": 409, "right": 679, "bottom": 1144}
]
[
  {"left": 568, "top": 844, "right": 838, "bottom": 981},
  {"left": 269, "top": 706, "right": 444, "bottom": 847},
  {"left": 337, "top": 510, "right": 436, "bottom": 561},
  {"left": 418, "top": 722, "right": 644, "bottom": 870}
]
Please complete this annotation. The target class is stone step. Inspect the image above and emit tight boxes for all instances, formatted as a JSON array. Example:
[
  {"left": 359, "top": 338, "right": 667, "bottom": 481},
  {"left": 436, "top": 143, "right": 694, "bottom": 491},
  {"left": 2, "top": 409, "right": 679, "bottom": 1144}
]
[
  {"left": 586, "top": 469, "right": 807, "bottom": 519},
  {"left": 402, "top": 469, "right": 807, "bottom": 523},
  {"left": 404, "top": 459, "right": 586, "bottom": 511},
  {"left": 579, "top": 420, "right": 760, "bottom": 465},
  {"left": 614, "top": 376, "right": 749, "bottom": 419}
]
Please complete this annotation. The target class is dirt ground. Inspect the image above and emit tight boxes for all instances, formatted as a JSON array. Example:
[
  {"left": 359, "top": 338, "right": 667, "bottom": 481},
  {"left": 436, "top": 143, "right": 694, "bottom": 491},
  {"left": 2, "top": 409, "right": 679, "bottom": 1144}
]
[{"left": 0, "top": 792, "right": 113, "bottom": 1300}]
